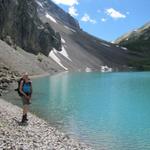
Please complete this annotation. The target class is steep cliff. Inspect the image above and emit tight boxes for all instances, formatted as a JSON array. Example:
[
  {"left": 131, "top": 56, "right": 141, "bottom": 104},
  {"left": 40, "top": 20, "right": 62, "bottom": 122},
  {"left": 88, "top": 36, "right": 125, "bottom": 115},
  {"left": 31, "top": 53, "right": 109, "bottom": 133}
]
[{"left": 0, "top": 0, "right": 61, "bottom": 56}]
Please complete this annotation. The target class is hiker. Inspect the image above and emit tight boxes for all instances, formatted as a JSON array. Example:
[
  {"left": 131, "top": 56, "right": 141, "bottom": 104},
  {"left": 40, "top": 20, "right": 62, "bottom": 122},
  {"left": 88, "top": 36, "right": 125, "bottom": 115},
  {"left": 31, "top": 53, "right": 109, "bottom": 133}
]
[{"left": 19, "top": 72, "right": 32, "bottom": 123}]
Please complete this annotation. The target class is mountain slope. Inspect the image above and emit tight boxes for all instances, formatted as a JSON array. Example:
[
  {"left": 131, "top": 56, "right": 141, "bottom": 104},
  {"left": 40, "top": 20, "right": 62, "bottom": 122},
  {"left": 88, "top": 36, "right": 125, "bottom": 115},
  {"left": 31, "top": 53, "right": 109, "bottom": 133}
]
[
  {"left": 0, "top": 0, "right": 137, "bottom": 73},
  {"left": 36, "top": 0, "right": 80, "bottom": 29},
  {"left": 115, "top": 22, "right": 150, "bottom": 53},
  {"left": 35, "top": 0, "right": 135, "bottom": 71},
  {"left": 0, "top": 39, "right": 64, "bottom": 75},
  {"left": 115, "top": 22, "right": 150, "bottom": 70},
  {"left": 115, "top": 22, "right": 150, "bottom": 50}
]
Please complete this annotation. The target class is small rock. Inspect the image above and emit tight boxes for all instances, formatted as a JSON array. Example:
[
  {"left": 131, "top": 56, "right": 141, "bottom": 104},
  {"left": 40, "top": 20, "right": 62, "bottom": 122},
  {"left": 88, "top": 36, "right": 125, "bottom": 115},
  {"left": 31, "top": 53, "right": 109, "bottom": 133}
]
[{"left": 3, "top": 66, "right": 9, "bottom": 70}]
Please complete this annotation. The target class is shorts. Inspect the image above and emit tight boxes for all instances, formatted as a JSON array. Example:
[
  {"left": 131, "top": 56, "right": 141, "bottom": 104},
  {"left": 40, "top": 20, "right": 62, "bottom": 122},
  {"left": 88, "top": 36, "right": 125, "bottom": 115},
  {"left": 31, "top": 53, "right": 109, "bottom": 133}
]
[{"left": 22, "top": 95, "right": 31, "bottom": 105}]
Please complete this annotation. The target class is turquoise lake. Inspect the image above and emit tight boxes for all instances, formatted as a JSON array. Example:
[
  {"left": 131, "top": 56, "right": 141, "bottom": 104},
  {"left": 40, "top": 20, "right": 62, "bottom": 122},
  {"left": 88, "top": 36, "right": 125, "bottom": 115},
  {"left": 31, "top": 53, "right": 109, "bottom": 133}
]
[{"left": 5, "top": 72, "right": 150, "bottom": 149}]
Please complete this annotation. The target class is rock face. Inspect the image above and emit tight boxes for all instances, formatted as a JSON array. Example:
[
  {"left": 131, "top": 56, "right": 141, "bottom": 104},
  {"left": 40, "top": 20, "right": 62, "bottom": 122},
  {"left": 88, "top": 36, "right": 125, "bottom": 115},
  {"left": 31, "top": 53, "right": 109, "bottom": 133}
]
[
  {"left": 0, "top": 0, "right": 61, "bottom": 56},
  {"left": 0, "top": 63, "right": 19, "bottom": 96}
]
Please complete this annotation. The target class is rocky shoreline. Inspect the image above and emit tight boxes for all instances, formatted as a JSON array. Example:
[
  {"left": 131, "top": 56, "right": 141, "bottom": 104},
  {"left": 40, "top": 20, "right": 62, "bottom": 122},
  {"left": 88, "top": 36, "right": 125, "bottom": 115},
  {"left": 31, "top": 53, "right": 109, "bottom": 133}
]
[
  {"left": 0, "top": 62, "right": 94, "bottom": 150},
  {"left": 0, "top": 99, "right": 93, "bottom": 150}
]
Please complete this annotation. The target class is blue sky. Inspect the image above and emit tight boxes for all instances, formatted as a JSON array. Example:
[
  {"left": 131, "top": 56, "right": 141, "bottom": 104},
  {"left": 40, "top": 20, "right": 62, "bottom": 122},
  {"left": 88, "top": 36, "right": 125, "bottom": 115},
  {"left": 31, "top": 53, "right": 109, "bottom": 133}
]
[{"left": 52, "top": 0, "right": 150, "bottom": 42}]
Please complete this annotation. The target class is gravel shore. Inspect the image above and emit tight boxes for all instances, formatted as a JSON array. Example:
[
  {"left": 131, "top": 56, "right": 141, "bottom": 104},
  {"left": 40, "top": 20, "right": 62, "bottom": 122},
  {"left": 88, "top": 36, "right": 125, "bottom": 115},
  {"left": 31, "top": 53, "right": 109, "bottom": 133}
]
[{"left": 0, "top": 99, "right": 93, "bottom": 150}]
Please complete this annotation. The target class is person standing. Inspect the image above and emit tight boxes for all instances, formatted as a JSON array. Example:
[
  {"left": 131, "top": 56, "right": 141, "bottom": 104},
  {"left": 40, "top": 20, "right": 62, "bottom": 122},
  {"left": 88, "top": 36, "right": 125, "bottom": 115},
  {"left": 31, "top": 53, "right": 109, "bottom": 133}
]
[{"left": 19, "top": 72, "right": 32, "bottom": 123}]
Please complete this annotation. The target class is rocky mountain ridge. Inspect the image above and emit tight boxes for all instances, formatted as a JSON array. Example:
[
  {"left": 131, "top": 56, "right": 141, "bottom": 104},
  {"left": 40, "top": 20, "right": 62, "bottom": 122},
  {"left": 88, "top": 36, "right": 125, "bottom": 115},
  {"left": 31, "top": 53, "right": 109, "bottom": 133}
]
[
  {"left": 36, "top": 0, "right": 80, "bottom": 30},
  {"left": 115, "top": 22, "right": 150, "bottom": 70},
  {"left": 115, "top": 22, "right": 150, "bottom": 53}
]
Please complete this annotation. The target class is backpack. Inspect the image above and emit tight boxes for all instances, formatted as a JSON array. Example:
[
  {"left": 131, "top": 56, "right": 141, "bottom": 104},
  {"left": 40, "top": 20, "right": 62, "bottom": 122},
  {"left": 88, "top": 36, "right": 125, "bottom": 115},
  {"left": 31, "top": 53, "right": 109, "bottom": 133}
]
[{"left": 15, "top": 78, "right": 24, "bottom": 97}]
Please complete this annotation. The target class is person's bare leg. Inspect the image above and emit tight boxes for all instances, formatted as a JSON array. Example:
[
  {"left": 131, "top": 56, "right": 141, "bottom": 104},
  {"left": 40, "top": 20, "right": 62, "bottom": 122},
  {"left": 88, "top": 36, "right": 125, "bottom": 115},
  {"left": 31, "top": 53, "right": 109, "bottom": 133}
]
[{"left": 23, "top": 105, "right": 28, "bottom": 115}]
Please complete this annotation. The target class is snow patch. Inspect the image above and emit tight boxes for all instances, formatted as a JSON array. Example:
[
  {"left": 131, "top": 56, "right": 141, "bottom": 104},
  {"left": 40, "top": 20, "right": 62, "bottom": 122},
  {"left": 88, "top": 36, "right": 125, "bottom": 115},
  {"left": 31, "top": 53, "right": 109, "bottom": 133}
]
[
  {"left": 64, "top": 25, "right": 76, "bottom": 33},
  {"left": 101, "top": 66, "right": 112, "bottom": 72},
  {"left": 61, "top": 38, "right": 66, "bottom": 44},
  {"left": 121, "top": 47, "right": 128, "bottom": 51},
  {"left": 116, "top": 45, "right": 120, "bottom": 48},
  {"left": 49, "top": 48, "right": 68, "bottom": 70},
  {"left": 45, "top": 13, "right": 57, "bottom": 24},
  {"left": 101, "top": 42, "right": 111, "bottom": 47},
  {"left": 36, "top": 1, "right": 43, "bottom": 8},
  {"left": 37, "top": 25, "right": 44, "bottom": 30},
  {"left": 64, "top": 25, "right": 70, "bottom": 30},
  {"left": 85, "top": 67, "right": 92, "bottom": 72},
  {"left": 59, "top": 46, "right": 72, "bottom": 62}
]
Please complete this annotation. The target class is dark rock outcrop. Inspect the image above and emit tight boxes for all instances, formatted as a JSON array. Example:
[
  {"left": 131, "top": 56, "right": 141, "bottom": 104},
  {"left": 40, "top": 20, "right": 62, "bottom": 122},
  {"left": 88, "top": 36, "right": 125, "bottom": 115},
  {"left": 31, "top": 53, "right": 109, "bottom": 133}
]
[
  {"left": 0, "top": 63, "right": 19, "bottom": 96},
  {"left": 0, "top": 0, "right": 61, "bottom": 56}
]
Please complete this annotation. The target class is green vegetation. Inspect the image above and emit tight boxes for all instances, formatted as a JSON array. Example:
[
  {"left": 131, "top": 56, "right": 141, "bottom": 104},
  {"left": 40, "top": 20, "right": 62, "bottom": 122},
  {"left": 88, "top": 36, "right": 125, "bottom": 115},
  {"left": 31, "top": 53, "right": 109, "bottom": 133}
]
[
  {"left": 128, "top": 58, "right": 150, "bottom": 71},
  {"left": 116, "top": 22, "right": 150, "bottom": 71}
]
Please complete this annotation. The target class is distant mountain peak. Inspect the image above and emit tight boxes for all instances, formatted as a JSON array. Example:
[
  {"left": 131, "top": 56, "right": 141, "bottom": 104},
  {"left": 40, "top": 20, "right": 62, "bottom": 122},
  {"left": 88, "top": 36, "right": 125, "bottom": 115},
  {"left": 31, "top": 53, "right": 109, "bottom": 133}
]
[{"left": 115, "top": 21, "right": 150, "bottom": 44}]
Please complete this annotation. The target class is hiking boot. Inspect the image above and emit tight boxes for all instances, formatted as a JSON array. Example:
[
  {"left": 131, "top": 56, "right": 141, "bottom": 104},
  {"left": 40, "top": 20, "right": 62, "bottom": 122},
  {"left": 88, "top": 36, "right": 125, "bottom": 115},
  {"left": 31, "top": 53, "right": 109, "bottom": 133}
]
[
  {"left": 21, "top": 115, "right": 26, "bottom": 123},
  {"left": 24, "top": 114, "right": 28, "bottom": 121}
]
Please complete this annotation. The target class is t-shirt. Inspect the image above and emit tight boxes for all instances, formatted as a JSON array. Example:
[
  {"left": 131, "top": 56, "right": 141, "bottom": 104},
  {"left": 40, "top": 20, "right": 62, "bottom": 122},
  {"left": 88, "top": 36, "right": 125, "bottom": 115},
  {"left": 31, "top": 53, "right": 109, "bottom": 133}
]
[{"left": 22, "top": 82, "right": 31, "bottom": 94}]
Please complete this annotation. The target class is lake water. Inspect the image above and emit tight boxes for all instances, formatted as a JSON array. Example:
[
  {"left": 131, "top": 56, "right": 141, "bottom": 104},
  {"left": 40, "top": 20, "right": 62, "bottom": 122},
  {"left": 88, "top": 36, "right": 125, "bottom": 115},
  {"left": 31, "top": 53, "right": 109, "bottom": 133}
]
[{"left": 5, "top": 72, "right": 150, "bottom": 149}]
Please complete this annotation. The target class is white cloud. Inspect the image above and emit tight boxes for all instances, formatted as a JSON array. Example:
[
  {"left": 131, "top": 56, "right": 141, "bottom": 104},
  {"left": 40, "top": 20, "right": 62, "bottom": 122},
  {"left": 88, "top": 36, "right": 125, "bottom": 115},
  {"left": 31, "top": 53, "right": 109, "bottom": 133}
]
[
  {"left": 52, "top": 0, "right": 79, "bottom": 6},
  {"left": 101, "top": 18, "right": 107, "bottom": 22},
  {"left": 105, "top": 8, "right": 126, "bottom": 19},
  {"left": 81, "top": 13, "right": 97, "bottom": 24},
  {"left": 68, "top": 6, "right": 78, "bottom": 17}
]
